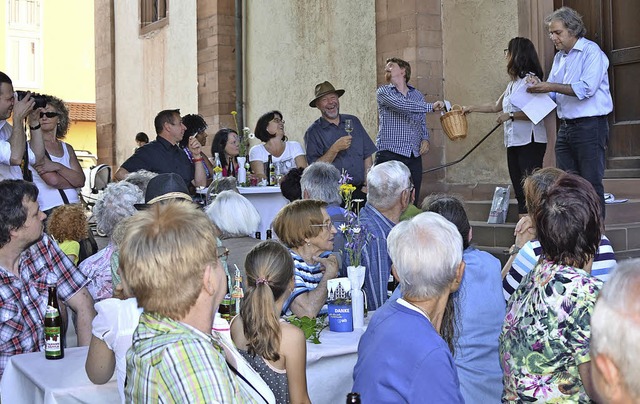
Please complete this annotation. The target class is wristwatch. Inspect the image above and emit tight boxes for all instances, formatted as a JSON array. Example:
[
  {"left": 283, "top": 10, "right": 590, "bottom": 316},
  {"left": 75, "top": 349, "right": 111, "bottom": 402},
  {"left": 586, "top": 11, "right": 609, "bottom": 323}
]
[
  {"left": 508, "top": 244, "right": 520, "bottom": 256},
  {"left": 509, "top": 112, "right": 514, "bottom": 121},
  {"left": 29, "top": 123, "right": 41, "bottom": 130}
]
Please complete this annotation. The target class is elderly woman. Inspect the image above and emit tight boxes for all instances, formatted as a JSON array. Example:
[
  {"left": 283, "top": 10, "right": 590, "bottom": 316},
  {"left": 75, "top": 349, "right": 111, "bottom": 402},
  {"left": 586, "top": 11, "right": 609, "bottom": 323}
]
[
  {"left": 78, "top": 181, "right": 143, "bottom": 302},
  {"left": 249, "top": 110, "right": 307, "bottom": 180},
  {"left": 205, "top": 190, "right": 261, "bottom": 283},
  {"left": 180, "top": 114, "right": 215, "bottom": 183},
  {"left": 211, "top": 128, "right": 241, "bottom": 175},
  {"left": 500, "top": 173, "right": 603, "bottom": 402},
  {"left": 30, "top": 94, "right": 85, "bottom": 215},
  {"left": 353, "top": 212, "right": 465, "bottom": 402},
  {"left": 502, "top": 167, "right": 616, "bottom": 300},
  {"left": 273, "top": 199, "right": 339, "bottom": 318}
]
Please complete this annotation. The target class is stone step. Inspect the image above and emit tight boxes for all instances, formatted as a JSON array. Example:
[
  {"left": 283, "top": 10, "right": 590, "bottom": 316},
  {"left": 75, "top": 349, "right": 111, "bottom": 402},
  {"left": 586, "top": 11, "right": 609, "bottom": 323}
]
[
  {"left": 607, "top": 156, "right": 640, "bottom": 169},
  {"left": 602, "top": 178, "right": 640, "bottom": 199},
  {"left": 470, "top": 220, "right": 640, "bottom": 260},
  {"left": 604, "top": 168, "right": 640, "bottom": 179},
  {"left": 465, "top": 198, "right": 640, "bottom": 225}
]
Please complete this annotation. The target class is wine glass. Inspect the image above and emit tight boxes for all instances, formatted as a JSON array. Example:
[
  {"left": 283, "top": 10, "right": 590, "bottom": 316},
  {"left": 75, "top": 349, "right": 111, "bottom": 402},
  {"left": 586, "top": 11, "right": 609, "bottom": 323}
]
[{"left": 345, "top": 119, "right": 353, "bottom": 135}]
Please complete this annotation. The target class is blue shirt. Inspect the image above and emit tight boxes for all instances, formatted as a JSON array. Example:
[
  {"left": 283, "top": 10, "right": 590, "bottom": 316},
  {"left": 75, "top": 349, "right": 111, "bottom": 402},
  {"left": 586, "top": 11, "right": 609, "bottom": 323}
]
[
  {"left": 282, "top": 250, "right": 332, "bottom": 316},
  {"left": 353, "top": 299, "right": 464, "bottom": 403},
  {"left": 353, "top": 203, "right": 395, "bottom": 311},
  {"left": 304, "top": 114, "right": 377, "bottom": 186},
  {"left": 376, "top": 84, "right": 433, "bottom": 158},
  {"left": 547, "top": 37, "right": 613, "bottom": 119}
]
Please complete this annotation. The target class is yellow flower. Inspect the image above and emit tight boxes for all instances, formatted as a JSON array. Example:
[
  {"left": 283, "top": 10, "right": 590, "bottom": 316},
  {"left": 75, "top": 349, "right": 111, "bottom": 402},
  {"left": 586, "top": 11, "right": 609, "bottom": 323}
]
[
  {"left": 231, "top": 111, "right": 237, "bottom": 116},
  {"left": 340, "top": 183, "right": 356, "bottom": 193},
  {"left": 213, "top": 166, "right": 223, "bottom": 173}
]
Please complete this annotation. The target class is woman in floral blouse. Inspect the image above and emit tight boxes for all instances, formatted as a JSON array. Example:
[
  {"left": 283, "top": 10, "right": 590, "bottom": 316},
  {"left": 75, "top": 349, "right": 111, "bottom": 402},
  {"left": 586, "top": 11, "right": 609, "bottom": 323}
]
[{"left": 499, "top": 173, "right": 603, "bottom": 402}]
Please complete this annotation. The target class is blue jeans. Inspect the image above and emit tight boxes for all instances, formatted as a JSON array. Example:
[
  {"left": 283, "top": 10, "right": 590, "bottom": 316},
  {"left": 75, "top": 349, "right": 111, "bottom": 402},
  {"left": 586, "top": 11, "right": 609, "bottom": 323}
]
[{"left": 555, "top": 115, "right": 608, "bottom": 217}]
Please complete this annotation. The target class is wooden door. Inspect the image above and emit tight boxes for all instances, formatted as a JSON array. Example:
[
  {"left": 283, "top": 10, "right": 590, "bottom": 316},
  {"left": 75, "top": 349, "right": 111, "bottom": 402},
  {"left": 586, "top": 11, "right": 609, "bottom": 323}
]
[{"left": 554, "top": 0, "right": 640, "bottom": 157}]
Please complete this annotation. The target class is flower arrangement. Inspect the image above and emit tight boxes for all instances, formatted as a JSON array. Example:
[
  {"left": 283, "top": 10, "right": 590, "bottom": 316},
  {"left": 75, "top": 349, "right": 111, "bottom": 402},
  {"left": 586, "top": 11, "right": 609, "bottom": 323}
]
[
  {"left": 231, "top": 111, "right": 254, "bottom": 157},
  {"left": 338, "top": 170, "right": 369, "bottom": 268}
]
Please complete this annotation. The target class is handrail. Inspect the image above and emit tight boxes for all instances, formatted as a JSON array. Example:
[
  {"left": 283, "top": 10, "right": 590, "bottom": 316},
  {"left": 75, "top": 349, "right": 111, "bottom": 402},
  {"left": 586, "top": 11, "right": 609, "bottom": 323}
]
[{"left": 423, "top": 123, "right": 502, "bottom": 174}]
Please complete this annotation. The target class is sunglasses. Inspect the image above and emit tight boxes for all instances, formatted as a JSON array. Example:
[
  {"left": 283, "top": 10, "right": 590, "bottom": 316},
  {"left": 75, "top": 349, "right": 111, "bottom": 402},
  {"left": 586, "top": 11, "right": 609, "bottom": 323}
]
[{"left": 40, "top": 112, "right": 60, "bottom": 118}]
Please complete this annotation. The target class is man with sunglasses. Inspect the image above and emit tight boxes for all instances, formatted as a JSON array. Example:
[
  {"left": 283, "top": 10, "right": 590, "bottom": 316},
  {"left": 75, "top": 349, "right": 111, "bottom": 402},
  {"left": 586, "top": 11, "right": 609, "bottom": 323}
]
[{"left": 0, "top": 71, "right": 45, "bottom": 181}]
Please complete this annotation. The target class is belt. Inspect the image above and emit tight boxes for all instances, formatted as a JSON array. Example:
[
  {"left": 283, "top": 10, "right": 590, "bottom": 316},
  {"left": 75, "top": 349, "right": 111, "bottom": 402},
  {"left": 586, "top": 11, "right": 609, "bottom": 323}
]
[{"left": 559, "top": 115, "right": 607, "bottom": 125}]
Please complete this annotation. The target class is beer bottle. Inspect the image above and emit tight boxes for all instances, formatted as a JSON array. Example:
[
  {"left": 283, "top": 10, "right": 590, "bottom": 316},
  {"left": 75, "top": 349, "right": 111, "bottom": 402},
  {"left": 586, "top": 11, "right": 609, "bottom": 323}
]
[
  {"left": 346, "top": 392, "right": 361, "bottom": 403},
  {"left": 266, "top": 155, "right": 273, "bottom": 185},
  {"left": 45, "top": 285, "right": 64, "bottom": 360},
  {"left": 255, "top": 231, "right": 261, "bottom": 240},
  {"left": 213, "top": 152, "right": 223, "bottom": 181}
]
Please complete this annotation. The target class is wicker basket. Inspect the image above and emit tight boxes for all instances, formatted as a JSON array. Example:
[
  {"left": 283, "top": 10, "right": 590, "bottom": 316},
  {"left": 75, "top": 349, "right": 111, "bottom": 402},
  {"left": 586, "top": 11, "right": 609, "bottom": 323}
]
[{"left": 440, "top": 104, "right": 468, "bottom": 141}]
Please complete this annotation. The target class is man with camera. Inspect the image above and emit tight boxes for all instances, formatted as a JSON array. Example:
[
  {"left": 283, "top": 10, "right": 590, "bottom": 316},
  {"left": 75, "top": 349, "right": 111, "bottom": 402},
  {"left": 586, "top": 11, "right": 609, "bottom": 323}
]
[{"left": 0, "top": 71, "right": 45, "bottom": 181}]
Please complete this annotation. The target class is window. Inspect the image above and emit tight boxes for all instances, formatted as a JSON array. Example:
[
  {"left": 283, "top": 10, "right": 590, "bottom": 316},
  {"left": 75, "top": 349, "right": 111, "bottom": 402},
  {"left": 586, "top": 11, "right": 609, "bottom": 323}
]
[
  {"left": 140, "top": 0, "right": 168, "bottom": 34},
  {"left": 6, "top": 0, "right": 42, "bottom": 89}
]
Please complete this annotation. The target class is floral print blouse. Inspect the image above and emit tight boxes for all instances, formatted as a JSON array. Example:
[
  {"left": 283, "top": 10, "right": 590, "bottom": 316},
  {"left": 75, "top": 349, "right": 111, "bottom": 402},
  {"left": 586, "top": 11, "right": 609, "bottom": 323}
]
[{"left": 499, "top": 259, "right": 602, "bottom": 402}]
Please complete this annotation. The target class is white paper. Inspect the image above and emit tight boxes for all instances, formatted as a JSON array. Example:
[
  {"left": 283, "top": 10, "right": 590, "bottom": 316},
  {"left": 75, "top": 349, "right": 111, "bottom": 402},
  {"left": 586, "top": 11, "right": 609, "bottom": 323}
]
[
  {"left": 510, "top": 84, "right": 556, "bottom": 125},
  {"left": 444, "top": 100, "right": 452, "bottom": 112}
]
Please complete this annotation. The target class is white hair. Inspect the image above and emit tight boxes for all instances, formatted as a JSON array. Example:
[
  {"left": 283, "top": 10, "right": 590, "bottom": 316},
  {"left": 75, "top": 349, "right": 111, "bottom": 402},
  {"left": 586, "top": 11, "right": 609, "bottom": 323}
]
[
  {"left": 300, "top": 162, "right": 342, "bottom": 205},
  {"left": 591, "top": 259, "right": 640, "bottom": 398},
  {"left": 366, "top": 160, "right": 411, "bottom": 210},
  {"left": 94, "top": 182, "right": 144, "bottom": 237},
  {"left": 205, "top": 190, "right": 261, "bottom": 238},
  {"left": 387, "top": 212, "right": 462, "bottom": 299}
]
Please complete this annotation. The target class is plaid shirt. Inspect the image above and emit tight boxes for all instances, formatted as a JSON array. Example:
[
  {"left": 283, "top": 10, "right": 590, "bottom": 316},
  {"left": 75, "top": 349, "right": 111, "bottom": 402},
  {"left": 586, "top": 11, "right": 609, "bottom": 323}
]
[
  {"left": 126, "top": 311, "right": 260, "bottom": 403},
  {"left": 355, "top": 204, "right": 396, "bottom": 311},
  {"left": 376, "top": 84, "right": 433, "bottom": 157},
  {"left": 0, "top": 234, "right": 89, "bottom": 377}
]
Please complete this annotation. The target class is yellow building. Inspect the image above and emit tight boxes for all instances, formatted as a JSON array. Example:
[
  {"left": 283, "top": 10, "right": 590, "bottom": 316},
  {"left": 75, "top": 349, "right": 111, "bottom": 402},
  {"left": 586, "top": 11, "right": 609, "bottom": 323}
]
[{"left": 0, "top": 0, "right": 96, "bottom": 155}]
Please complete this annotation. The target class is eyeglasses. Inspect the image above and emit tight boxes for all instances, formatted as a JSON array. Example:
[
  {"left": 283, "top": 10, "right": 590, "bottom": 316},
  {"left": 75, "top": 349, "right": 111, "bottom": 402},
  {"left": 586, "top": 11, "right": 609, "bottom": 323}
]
[
  {"left": 217, "top": 246, "right": 229, "bottom": 260},
  {"left": 271, "top": 118, "right": 285, "bottom": 124},
  {"left": 40, "top": 111, "right": 60, "bottom": 118},
  {"left": 310, "top": 220, "right": 334, "bottom": 232},
  {"left": 405, "top": 183, "right": 415, "bottom": 193},
  {"left": 503, "top": 49, "right": 509, "bottom": 56}
]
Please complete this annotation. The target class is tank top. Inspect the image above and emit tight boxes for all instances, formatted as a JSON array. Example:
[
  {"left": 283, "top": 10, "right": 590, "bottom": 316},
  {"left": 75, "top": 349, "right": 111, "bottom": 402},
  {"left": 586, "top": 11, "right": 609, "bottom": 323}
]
[{"left": 30, "top": 141, "right": 80, "bottom": 211}]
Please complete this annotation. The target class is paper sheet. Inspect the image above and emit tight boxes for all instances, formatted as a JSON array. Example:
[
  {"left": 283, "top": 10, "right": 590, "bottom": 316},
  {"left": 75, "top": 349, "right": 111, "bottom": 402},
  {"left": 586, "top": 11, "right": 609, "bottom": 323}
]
[{"left": 510, "top": 84, "right": 557, "bottom": 125}]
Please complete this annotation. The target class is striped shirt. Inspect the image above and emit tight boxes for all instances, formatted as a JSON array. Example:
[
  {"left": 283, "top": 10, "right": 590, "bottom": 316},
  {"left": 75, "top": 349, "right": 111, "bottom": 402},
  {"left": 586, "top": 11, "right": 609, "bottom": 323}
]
[
  {"left": 126, "top": 311, "right": 260, "bottom": 403},
  {"left": 0, "top": 234, "right": 89, "bottom": 377},
  {"left": 503, "top": 235, "right": 616, "bottom": 301},
  {"left": 376, "top": 84, "right": 433, "bottom": 157},
  {"left": 356, "top": 203, "right": 396, "bottom": 311},
  {"left": 282, "top": 250, "right": 333, "bottom": 316}
]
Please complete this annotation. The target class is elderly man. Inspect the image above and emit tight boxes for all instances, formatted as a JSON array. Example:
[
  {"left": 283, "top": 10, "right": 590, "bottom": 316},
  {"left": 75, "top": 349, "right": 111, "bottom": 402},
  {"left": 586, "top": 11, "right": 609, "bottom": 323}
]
[
  {"left": 300, "top": 161, "right": 349, "bottom": 260},
  {"left": 0, "top": 71, "right": 45, "bottom": 180},
  {"left": 121, "top": 201, "right": 273, "bottom": 403},
  {"left": 591, "top": 259, "right": 640, "bottom": 403},
  {"left": 353, "top": 212, "right": 465, "bottom": 402},
  {"left": 0, "top": 180, "right": 96, "bottom": 377},
  {"left": 304, "top": 81, "right": 377, "bottom": 201},
  {"left": 376, "top": 58, "right": 444, "bottom": 202},
  {"left": 355, "top": 160, "right": 412, "bottom": 310},
  {"left": 115, "top": 109, "right": 206, "bottom": 190},
  {"left": 528, "top": 7, "right": 613, "bottom": 214}
]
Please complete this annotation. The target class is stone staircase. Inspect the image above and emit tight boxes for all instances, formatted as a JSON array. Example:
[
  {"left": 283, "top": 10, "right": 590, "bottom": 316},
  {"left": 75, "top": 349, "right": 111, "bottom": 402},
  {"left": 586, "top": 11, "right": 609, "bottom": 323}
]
[{"left": 424, "top": 177, "right": 640, "bottom": 266}]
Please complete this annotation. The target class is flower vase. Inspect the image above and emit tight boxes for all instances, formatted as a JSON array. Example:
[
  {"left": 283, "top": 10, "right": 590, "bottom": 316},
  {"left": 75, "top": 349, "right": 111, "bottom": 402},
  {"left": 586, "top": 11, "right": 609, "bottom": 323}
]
[
  {"left": 347, "top": 265, "right": 366, "bottom": 328},
  {"left": 236, "top": 156, "right": 247, "bottom": 185}
]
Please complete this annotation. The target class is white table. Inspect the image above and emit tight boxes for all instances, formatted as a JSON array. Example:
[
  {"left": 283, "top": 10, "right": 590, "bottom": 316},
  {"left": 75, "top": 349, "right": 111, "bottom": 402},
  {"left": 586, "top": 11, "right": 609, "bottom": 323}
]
[
  {"left": 0, "top": 321, "right": 368, "bottom": 404},
  {"left": 1, "top": 347, "right": 119, "bottom": 404},
  {"left": 237, "top": 186, "right": 288, "bottom": 239}
]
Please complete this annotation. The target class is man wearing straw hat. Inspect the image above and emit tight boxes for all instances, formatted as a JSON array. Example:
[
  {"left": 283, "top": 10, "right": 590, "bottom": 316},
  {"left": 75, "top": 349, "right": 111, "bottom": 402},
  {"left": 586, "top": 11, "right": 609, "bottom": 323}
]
[
  {"left": 305, "top": 81, "right": 377, "bottom": 201},
  {"left": 376, "top": 58, "right": 444, "bottom": 202}
]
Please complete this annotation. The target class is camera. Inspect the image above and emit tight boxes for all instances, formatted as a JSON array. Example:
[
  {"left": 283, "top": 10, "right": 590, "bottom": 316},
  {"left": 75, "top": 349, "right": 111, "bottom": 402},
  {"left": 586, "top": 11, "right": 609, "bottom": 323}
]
[{"left": 16, "top": 90, "right": 47, "bottom": 109}]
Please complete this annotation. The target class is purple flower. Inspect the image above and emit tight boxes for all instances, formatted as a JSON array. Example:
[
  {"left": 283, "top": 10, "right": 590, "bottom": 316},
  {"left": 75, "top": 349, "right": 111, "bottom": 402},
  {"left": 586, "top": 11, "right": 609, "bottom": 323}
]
[{"left": 531, "top": 340, "right": 543, "bottom": 352}]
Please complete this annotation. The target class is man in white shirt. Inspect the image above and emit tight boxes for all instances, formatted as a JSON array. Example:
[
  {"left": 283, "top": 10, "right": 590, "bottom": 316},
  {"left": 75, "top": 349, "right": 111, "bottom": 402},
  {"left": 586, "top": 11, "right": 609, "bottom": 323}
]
[
  {"left": 527, "top": 7, "right": 613, "bottom": 215},
  {"left": 0, "top": 71, "right": 45, "bottom": 180}
]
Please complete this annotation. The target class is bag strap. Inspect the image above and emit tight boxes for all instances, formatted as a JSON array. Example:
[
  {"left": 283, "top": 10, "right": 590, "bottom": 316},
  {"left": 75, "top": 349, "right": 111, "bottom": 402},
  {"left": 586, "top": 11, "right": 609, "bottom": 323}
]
[{"left": 44, "top": 149, "right": 70, "bottom": 205}]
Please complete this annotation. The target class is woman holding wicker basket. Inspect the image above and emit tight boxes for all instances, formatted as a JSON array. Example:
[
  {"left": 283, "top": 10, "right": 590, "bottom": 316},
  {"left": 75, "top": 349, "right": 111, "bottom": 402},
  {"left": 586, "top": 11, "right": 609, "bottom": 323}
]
[{"left": 463, "top": 37, "right": 547, "bottom": 216}]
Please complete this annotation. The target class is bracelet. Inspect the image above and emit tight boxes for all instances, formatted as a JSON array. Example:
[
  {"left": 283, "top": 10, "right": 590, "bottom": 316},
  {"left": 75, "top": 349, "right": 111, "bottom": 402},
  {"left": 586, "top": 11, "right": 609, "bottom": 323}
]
[
  {"left": 193, "top": 158, "right": 204, "bottom": 162},
  {"left": 508, "top": 244, "right": 521, "bottom": 256},
  {"left": 29, "top": 123, "right": 41, "bottom": 131}
]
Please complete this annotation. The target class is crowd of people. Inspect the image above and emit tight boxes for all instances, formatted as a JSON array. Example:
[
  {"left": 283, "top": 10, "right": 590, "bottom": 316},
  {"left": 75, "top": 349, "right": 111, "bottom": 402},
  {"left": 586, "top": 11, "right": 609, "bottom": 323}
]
[{"left": 0, "top": 5, "right": 636, "bottom": 404}]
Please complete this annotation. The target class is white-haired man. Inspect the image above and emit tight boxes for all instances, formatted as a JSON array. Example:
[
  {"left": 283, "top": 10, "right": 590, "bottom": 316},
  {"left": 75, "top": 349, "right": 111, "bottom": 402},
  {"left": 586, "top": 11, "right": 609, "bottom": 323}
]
[
  {"left": 354, "top": 160, "right": 412, "bottom": 310},
  {"left": 353, "top": 212, "right": 465, "bottom": 402},
  {"left": 591, "top": 259, "right": 640, "bottom": 403}
]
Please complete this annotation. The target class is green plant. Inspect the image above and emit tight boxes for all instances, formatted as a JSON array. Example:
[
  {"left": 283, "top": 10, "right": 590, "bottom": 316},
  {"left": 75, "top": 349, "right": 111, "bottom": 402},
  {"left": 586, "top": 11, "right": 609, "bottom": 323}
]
[{"left": 285, "top": 315, "right": 327, "bottom": 344}]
